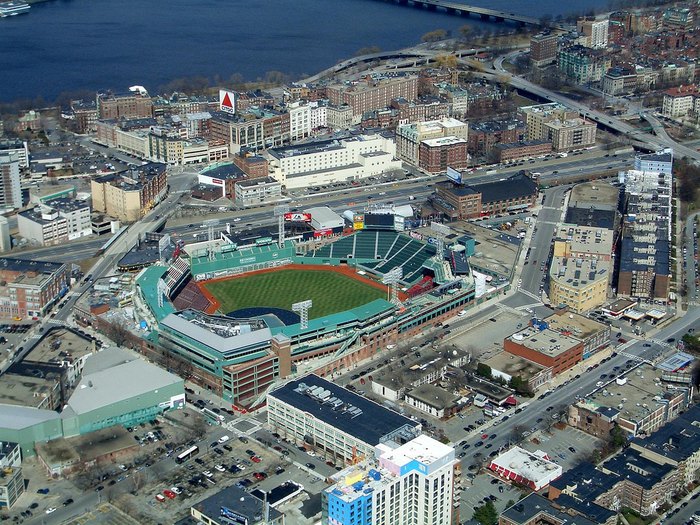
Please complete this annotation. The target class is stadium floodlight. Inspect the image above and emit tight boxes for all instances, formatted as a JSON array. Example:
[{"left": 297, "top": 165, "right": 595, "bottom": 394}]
[
  {"left": 157, "top": 277, "right": 168, "bottom": 309},
  {"left": 292, "top": 299, "right": 312, "bottom": 330},
  {"left": 274, "top": 205, "right": 290, "bottom": 249},
  {"left": 381, "top": 267, "right": 403, "bottom": 305}
]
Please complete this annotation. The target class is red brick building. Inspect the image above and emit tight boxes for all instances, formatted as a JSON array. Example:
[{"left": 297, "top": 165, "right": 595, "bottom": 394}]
[
  {"left": 493, "top": 140, "right": 552, "bottom": 163},
  {"left": 418, "top": 137, "right": 469, "bottom": 174},
  {"left": 96, "top": 91, "right": 153, "bottom": 120},
  {"left": 0, "top": 258, "right": 70, "bottom": 320},
  {"left": 467, "top": 119, "right": 524, "bottom": 157},
  {"left": 503, "top": 325, "right": 583, "bottom": 375}
]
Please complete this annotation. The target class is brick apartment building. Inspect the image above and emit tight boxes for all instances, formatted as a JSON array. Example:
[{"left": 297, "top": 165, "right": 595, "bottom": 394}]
[
  {"left": 0, "top": 258, "right": 70, "bottom": 320},
  {"left": 326, "top": 76, "right": 418, "bottom": 117},
  {"left": 503, "top": 325, "right": 583, "bottom": 375},
  {"left": 493, "top": 140, "right": 552, "bottom": 163},
  {"left": 96, "top": 92, "right": 154, "bottom": 120},
  {"left": 91, "top": 163, "right": 168, "bottom": 223},
  {"left": 418, "top": 137, "right": 469, "bottom": 174},
  {"left": 467, "top": 119, "right": 524, "bottom": 157}
]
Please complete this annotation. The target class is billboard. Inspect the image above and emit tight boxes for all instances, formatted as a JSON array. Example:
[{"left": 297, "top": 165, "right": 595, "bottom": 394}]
[
  {"left": 219, "top": 89, "right": 236, "bottom": 115},
  {"left": 446, "top": 166, "right": 462, "bottom": 184},
  {"left": 313, "top": 228, "right": 333, "bottom": 238},
  {"left": 353, "top": 214, "right": 365, "bottom": 231},
  {"left": 284, "top": 212, "right": 312, "bottom": 222}
]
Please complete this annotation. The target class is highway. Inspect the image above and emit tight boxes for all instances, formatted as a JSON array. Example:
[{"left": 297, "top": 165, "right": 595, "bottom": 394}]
[{"left": 489, "top": 52, "right": 700, "bottom": 163}]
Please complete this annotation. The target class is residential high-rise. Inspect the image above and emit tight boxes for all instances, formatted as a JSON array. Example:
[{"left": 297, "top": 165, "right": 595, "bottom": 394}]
[
  {"left": 0, "top": 153, "right": 22, "bottom": 211},
  {"left": 530, "top": 32, "right": 559, "bottom": 67},
  {"left": 576, "top": 17, "right": 609, "bottom": 48},
  {"left": 323, "top": 434, "right": 458, "bottom": 525}
]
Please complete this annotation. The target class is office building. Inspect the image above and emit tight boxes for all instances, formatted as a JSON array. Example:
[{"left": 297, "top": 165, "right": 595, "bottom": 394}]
[
  {"left": 503, "top": 325, "right": 583, "bottom": 376},
  {"left": 268, "top": 374, "right": 421, "bottom": 466},
  {"left": 90, "top": 163, "right": 168, "bottom": 223},
  {"left": 323, "top": 434, "right": 457, "bottom": 525},
  {"left": 0, "top": 257, "right": 69, "bottom": 320},
  {"left": 18, "top": 198, "right": 92, "bottom": 246},
  {"left": 234, "top": 176, "right": 283, "bottom": 206},
  {"left": 326, "top": 76, "right": 418, "bottom": 117},
  {"left": 266, "top": 133, "right": 400, "bottom": 190},
  {"left": 0, "top": 153, "right": 22, "bottom": 211},
  {"left": 530, "top": 32, "right": 559, "bottom": 67}
]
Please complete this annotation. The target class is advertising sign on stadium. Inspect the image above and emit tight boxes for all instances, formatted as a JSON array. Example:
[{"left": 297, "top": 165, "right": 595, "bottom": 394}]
[
  {"left": 255, "top": 237, "right": 274, "bottom": 246},
  {"left": 313, "top": 228, "right": 333, "bottom": 238},
  {"left": 446, "top": 166, "right": 462, "bottom": 184},
  {"left": 353, "top": 214, "right": 365, "bottom": 231},
  {"left": 219, "top": 89, "right": 236, "bottom": 115},
  {"left": 284, "top": 212, "right": 312, "bottom": 222}
]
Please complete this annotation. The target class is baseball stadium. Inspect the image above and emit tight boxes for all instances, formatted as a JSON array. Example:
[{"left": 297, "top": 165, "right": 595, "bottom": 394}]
[{"left": 134, "top": 207, "right": 477, "bottom": 409}]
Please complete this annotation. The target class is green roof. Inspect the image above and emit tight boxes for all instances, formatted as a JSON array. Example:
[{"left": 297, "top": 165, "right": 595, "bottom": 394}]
[{"left": 136, "top": 265, "right": 175, "bottom": 321}]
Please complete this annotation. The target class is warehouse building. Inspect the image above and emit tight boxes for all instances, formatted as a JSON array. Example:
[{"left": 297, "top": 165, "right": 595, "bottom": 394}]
[
  {"left": 267, "top": 374, "right": 420, "bottom": 465},
  {"left": 0, "top": 348, "right": 184, "bottom": 457}
]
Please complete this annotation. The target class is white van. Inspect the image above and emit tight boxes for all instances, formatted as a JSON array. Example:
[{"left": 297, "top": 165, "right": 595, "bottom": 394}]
[{"left": 218, "top": 435, "right": 230, "bottom": 444}]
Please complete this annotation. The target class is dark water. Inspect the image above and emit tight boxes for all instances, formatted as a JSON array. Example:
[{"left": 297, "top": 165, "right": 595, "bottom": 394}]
[{"left": 1, "top": 0, "right": 610, "bottom": 102}]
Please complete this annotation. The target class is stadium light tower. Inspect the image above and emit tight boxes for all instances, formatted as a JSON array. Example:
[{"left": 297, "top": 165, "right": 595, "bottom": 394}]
[
  {"left": 274, "top": 205, "right": 290, "bottom": 249},
  {"left": 203, "top": 219, "right": 220, "bottom": 261},
  {"left": 157, "top": 277, "right": 168, "bottom": 309},
  {"left": 382, "top": 266, "right": 403, "bottom": 305},
  {"left": 292, "top": 299, "right": 312, "bottom": 329}
]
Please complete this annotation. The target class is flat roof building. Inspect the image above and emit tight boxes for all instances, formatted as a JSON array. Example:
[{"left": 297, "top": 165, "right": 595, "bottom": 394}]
[
  {"left": 191, "top": 484, "right": 284, "bottom": 525},
  {"left": 268, "top": 374, "right": 420, "bottom": 465},
  {"left": 0, "top": 257, "right": 70, "bottom": 320},
  {"left": 504, "top": 325, "right": 584, "bottom": 375},
  {"left": 488, "top": 446, "right": 562, "bottom": 490},
  {"left": 569, "top": 363, "right": 690, "bottom": 438}
]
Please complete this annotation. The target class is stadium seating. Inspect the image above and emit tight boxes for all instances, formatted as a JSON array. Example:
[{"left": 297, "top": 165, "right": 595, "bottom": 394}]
[
  {"left": 163, "top": 257, "right": 191, "bottom": 296},
  {"left": 172, "top": 279, "right": 213, "bottom": 312}
]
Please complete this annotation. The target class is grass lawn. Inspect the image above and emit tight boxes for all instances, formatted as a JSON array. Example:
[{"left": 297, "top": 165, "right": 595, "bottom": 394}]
[{"left": 203, "top": 269, "right": 386, "bottom": 319}]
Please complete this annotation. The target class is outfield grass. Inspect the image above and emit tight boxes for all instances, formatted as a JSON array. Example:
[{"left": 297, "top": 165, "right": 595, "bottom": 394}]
[{"left": 203, "top": 269, "right": 386, "bottom": 319}]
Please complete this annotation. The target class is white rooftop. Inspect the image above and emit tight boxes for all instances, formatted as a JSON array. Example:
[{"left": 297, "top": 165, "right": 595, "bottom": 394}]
[
  {"left": 66, "top": 349, "right": 182, "bottom": 415},
  {"left": 490, "top": 446, "right": 562, "bottom": 484},
  {"left": 380, "top": 433, "right": 453, "bottom": 468}
]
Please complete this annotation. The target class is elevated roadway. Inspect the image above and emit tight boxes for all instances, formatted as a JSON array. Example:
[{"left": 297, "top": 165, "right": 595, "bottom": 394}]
[{"left": 370, "top": 0, "right": 568, "bottom": 30}]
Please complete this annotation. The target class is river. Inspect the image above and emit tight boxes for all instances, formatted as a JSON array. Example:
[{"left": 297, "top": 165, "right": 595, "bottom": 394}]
[{"left": 1, "top": 0, "right": 611, "bottom": 102}]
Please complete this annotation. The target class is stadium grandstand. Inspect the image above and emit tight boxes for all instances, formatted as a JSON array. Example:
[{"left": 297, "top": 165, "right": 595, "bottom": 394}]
[{"left": 132, "top": 220, "right": 477, "bottom": 410}]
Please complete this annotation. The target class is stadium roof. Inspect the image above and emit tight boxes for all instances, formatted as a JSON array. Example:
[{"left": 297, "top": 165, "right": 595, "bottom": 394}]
[
  {"left": 269, "top": 374, "right": 418, "bottom": 446},
  {"left": 160, "top": 312, "right": 272, "bottom": 357},
  {"left": 136, "top": 265, "right": 175, "bottom": 321},
  {"left": 66, "top": 349, "right": 183, "bottom": 415}
]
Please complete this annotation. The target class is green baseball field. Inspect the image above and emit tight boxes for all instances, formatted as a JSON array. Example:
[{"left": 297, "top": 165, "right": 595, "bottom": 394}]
[{"left": 202, "top": 268, "right": 386, "bottom": 319}]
